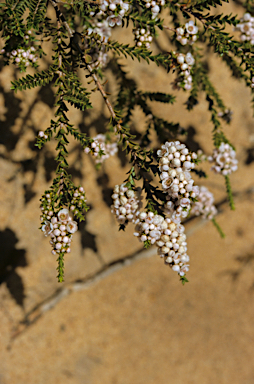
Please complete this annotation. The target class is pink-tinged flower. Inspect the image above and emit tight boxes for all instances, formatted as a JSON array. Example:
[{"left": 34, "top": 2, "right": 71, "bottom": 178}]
[
  {"left": 157, "top": 145, "right": 169, "bottom": 157},
  {"left": 107, "top": 15, "right": 122, "bottom": 27},
  {"left": 180, "top": 198, "right": 190, "bottom": 207},
  {"left": 42, "top": 221, "right": 53, "bottom": 237},
  {"left": 176, "top": 27, "right": 184, "bottom": 36},
  {"left": 162, "top": 177, "right": 174, "bottom": 189},
  {"left": 149, "top": 230, "right": 161, "bottom": 239},
  {"left": 58, "top": 208, "right": 69, "bottom": 222},
  {"left": 67, "top": 221, "right": 78, "bottom": 234},
  {"left": 185, "top": 52, "right": 195, "bottom": 66}
]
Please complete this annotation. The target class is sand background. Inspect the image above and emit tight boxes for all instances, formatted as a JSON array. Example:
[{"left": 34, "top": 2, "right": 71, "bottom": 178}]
[{"left": 0, "top": 2, "right": 254, "bottom": 383}]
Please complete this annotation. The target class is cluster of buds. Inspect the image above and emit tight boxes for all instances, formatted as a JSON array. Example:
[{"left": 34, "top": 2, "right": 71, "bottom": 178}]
[
  {"left": 174, "top": 52, "right": 195, "bottom": 91},
  {"left": 70, "top": 187, "right": 87, "bottom": 215},
  {"left": 40, "top": 202, "right": 78, "bottom": 255},
  {"left": 111, "top": 184, "right": 142, "bottom": 224},
  {"left": 208, "top": 142, "right": 238, "bottom": 176},
  {"left": 235, "top": 13, "right": 254, "bottom": 45},
  {"left": 134, "top": 211, "right": 189, "bottom": 277},
  {"left": 2, "top": 47, "right": 37, "bottom": 68},
  {"left": 85, "top": 19, "right": 112, "bottom": 68},
  {"left": 134, "top": 27, "right": 153, "bottom": 49},
  {"left": 40, "top": 192, "right": 55, "bottom": 222},
  {"left": 41, "top": 209, "right": 77, "bottom": 255},
  {"left": 84, "top": 134, "right": 118, "bottom": 164},
  {"left": 176, "top": 20, "right": 199, "bottom": 45},
  {"left": 96, "top": 0, "right": 130, "bottom": 28},
  {"left": 110, "top": 141, "right": 201, "bottom": 279},
  {"left": 191, "top": 186, "right": 217, "bottom": 220},
  {"left": 251, "top": 77, "right": 254, "bottom": 88},
  {"left": 90, "top": 49, "right": 109, "bottom": 69},
  {"left": 142, "top": 0, "right": 165, "bottom": 19},
  {"left": 157, "top": 141, "right": 199, "bottom": 219},
  {"left": 87, "top": 19, "right": 112, "bottom": 43}
]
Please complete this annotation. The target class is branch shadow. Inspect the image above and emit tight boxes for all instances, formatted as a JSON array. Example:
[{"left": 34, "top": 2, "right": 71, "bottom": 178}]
[
  {"left": 184, "top": 125, "right": 204, "bottom": 153},
  {"left": 220, "top": 250, "right": 254, "bottom": 291},
  {"left": 245, "top": 146, "right": 254, "bottom": 165},
  {"left": 0, "top": 84, "right": 23, "bottom": 152},
  {"left": 0, "top": 228, "right": 27, "bottom": 308}
]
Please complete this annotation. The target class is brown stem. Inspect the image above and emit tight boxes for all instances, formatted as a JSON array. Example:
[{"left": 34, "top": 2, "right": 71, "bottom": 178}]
[
  {"left": 49, "top": 0, "right": 74, "bottom": 37},
  {"left": 163, "top": 25, "right": 176, "bottom": 33},
  {"left": 175, "top": 2, "right": 215, "bottom": 31},
  {"left": 49, "top": 0, "right": 123, "bottom": 134},
  {"left": 57, "top": 171, "right": 65, "bottom": 196}
]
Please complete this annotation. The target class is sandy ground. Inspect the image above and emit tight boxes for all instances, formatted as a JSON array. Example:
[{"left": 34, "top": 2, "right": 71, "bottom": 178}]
[{"left": 1, "top": 2, "right": 254, "bottom": 383}]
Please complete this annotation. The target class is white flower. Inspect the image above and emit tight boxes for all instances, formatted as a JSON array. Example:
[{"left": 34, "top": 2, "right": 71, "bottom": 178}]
[
  {"left": 243, "top": 13, "right": 251, "bottom": 21},
  {"left": 67, "top": 221, "right": 78, "bottom": 234},
  {"left": 176, "top": 27, "right": 184, "bottom": 36},
  {"left": 58, "top": 208, "right": 70, "bottom": 222},
  {"left": 180, "top": 198, "right": 190, "bottom": 207},
  {"left": 185, "top": 52, "right": 195, "bottom": 66},
  {"left": 177, "top": 54, "right": 185, "bottom": 64},
  {"left": 42, "top": 221, "right": 53, "bottom": 237},
  {"left": 185, "top": 20, "right": 198, "bottom": 35},
  {"left": 157, "top": 145, "right": 169, "bottom": 157},
  {"left": 107, "top": 15, "right": 122, "bottom": 27},
  {"left": 150, "top": 230, "right": 161, "bottom": 239},
  {"left": 162, "top": 177, "right": 174, "bottom": 189},
  {"left": 151, "top": 4, "right": 160, "bottom": 14}
]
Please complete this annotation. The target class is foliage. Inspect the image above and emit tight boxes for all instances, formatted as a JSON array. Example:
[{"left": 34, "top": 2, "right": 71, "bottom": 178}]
[{"left": 0, "top": 0, "right": 253, "bottom": 283}]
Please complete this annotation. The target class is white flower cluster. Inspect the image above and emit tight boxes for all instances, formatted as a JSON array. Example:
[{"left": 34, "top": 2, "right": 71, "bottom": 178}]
[
  {"left": 235, "top": 13, "right": 254, "bottom": 45},
  {"left": 134, "top": 27, "right": 153, "bottom": 49},
  {"left": 208, "top": 142, "right": 238, "bottom": 176},
  {"left": 91, "top": 49, "right": 109, "bottom": 69},
  {"left": 175, "top": 52, "right": 195, "bottom": 90},
  {"left": 41, "top": 208, "right": 78, "bottom": 255},
  {"left": 110, "top": 142, "right": 199, "bottom": 278},
  {"left": 134, "top": 212, "right": 189, "bottom": 276},
  {"left": 191, "top": 186, "right": 217, "bottom": 220},
  {"left": 176, "top": 20, "right": 198, "bottom": 45},
  {"left": 95, "top": 0, "right": 130, "bottom": 28},
  {"left": 84, "top": 134, "right": 118, "bottom": 164},
  {"left": 111, "top": 184, "right": 142, "bottom": 224},
  {"left": 251, "top": 77, "right": 254, "bottom": 89},
  {"left": 142, "top": 0, "right": 165, "bottom": 19},
  {"left": 88, "top": 19, "right": 112, "bottom": 43},
  {"left": 3, "top": 47, "right": 37, "bottom": 67},
  {"left": 85, "top": 19, "right": 112, "bottom": 68},
  {"left": 70, "top": 187, "right": 87, "bottom": 214},
  {"left": 157, "top": 140, "right": 199, "bottom": 219}
]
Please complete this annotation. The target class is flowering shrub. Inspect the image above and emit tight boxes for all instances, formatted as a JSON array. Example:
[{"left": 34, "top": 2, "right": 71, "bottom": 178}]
[{"left": 1, "top": 0, "right": 253, "bottom": 283}]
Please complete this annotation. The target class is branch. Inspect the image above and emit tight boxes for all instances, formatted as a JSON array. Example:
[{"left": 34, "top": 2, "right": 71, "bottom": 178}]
[
  {"left": 49, "top": 0, "right": 121, "bottom": 128},
  {"left": 49, "top": 0, "right": 74, "bottom": 37},
  {"left": 175, "top": 2, "right": 216, "bottom": 31}
]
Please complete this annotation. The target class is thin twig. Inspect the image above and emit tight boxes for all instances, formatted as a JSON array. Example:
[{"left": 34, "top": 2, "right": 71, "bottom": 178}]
[
  {"left": 49, "top": 0, "right": 74, "bottom": 37},
  {"left": 57, "top": 21, "right": 62, "bottom": 69},
  {"left": 163, "top": 25, "right": 176, "bottom": 33},
  {"left": 49, "top": 0, "right": 123, "bottom": 135},
  {"left": 175, "top": 2, "right": 216, "bottom": 31}
]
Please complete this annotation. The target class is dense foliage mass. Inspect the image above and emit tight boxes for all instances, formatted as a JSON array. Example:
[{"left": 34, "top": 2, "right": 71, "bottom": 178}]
[{"left": 1, "top": 0, "right": 253, "bottom": 282}]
